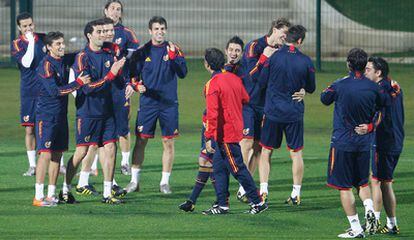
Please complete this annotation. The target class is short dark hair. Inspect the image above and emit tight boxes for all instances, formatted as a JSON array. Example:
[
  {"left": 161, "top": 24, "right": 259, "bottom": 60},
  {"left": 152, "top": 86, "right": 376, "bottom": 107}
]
[
  {"left": 205, "top": 48, "right": 225, "bottom": 71},
  {"left": 368, "top": 56, "right": 389, "bottom": 78},
  {"left": 347, "top": 48, "right": 368, "bottom": 72},
  {"left": 16, "top": 12, "right": 32, "bottom": 26},
  {"left": 226, "top": 36, "right": 244, "bottom": 50},
  {"left": 104, "top": 0, "right": 123, "bottom": 22},
  {"left": 267, "top": 17, "right": 291, "bottom": 36},
  {"left": 84, "top": 19, "right": 104, "bottom": 42},
  {"left": 44, "top": 31, "right": 64, "bottom": 46},
  {"left": 102, "top": 17, "right": 114, "bottom": 25},
  {"left": 286, "top": 25, "right": 307, "bottom": 43},
  {"left": 148, "top": 16, "right": 167, "bottom": 29}
]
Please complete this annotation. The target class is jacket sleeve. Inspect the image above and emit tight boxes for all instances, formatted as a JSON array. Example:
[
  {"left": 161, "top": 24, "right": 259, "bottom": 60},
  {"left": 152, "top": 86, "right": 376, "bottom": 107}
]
[
  {"left": 38, "top": 60, "right": 83, "bottom": 97},
  {"left": 305, "top": 59, "right": 316, "bottom": 93},
  {"left": 10, "top": 39, "right": 26, "bottom": 66},
  {"left": 258, "top": 59, "right": 270, "bottom": 89},
  {"left": 320, "top": 81, "right": 337, "bottom": 106},
  {"left": 128, "top": 49, "right": 145, "bottom": 91},
  {"left": 204, "top": 79, "right": 219, "bottom": 140},
  {"left": 168, "top": 45, "right": 187, "bottom": 79}
]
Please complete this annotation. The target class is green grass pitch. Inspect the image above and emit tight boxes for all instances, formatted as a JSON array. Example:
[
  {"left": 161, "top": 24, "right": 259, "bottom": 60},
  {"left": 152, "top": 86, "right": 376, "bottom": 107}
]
[{"left": 0, "top": 60, "right": 413, "bottom": 239}]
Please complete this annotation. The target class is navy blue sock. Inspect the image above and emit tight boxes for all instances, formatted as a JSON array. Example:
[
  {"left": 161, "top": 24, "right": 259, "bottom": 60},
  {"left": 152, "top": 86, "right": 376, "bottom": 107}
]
[{"left": 188, "top": 166, "right": 212, "bottom": 203}]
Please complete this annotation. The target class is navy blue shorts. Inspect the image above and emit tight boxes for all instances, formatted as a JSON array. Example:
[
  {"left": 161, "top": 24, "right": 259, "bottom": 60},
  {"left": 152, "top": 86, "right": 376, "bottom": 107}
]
[
  {"left": 112, "top": 89, "right": 131, "bottom": 137},
  {"left": 371, "top": 149, "right": 400, "bottom": 182},
  {"left": 135, "top": 105, "right": 179, "bottom": 139},
  {"left": 76, "top": 117, "right": 117, "bottom": 147},
  {"left": 242, "top": 105, "right": 263, "bottom": 140},
  {"left": 199, "top": 124, "right": 214, "bottom": 162},
  {"left": 21, "top": 97, "right": 37, "bottom": 127},
  {"left": 327, "top": 147, "right": 370, "bottom": 190},
  {"left": 259, "top": 116, "right": 303, "bottom": 151},
  {"left": 36, "top": 117, "right": 68, "bottom": 153}
]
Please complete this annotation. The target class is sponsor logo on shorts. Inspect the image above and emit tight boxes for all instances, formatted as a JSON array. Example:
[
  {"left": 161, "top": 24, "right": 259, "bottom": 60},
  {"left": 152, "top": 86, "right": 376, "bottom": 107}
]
[
  {"left": 137, "top": 126, "right": 143, "bottom": 132},
  {"left": 163, "top": 55, "right": 169, "bottom": 61},
  {"left": 23, "top": 115, "right": 30, "bottom": 122},
  {"left": 105, "top": 61, "right": 110, "bottom": 68},
  {"left": 115, "top": 38, "right": 122, "bottom": 45},
  {"left": 243, "top": 128, "right": 250, "bottom": 136},
  {"left": 45, "top": 141, "right": 51, "bottom": 148},
  {"left": 84, "top": 135, "right": 91, "bottom": 142}
]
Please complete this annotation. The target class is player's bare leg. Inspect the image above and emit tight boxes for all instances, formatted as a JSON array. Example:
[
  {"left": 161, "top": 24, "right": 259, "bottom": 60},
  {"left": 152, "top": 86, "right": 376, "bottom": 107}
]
[
  {"left": 238, "top": 139, "right": 261, "bottom": 202},
  {"left": 160, "top": 138, "right": 174, "bottom": 194},
  {"left": 381, "top": 182, "right": 398, "bottom": 231},
  {"left": 46, "top": 152, "right": 62, "bottom": 202},
  {"left": 258, "top": 147, "right": 272, "bottom": 200},
  {"left": 101, "top": 142, "right": 117, "bottom": 200},
  {"left": 126, "top": 137, "right": 148, "bottom": 192},
  {"left": 119, "top": 133, "right": 131, "bottom": 175},
  {"left": 24, "top": 126, "right": 36, "bottom": 176},
  {"left": 286, "top": 150, "right": 303, "bottom": 205},
  {"left": 76, "top": 146, "right": 98, "bottom": 195},
  {"left": 337, "top": 190, "right": 365, "bottom": 237},
  {"left": 63, "top": 146, "right": 89, "bottom": 194},
  {"left": 371, "top": 178, "right": 383, "bottom": 221},
  {"left": 240, "top": 138, "right": 253, "bottom": 166},
  {"left": 249, "top": 141, "right": 261, "bottom": 174},
  {"left": 358, "top": 185, "right": 377, "bottom": 234},
  {"left": 33, "top": 152, "right": 53, "bottom": 206}
]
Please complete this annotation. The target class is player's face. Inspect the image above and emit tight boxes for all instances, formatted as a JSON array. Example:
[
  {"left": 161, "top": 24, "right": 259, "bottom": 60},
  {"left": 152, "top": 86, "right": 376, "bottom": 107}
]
[
  {"left": 18, "top": 18, "right": 35, "bottom": 35},
  {"left": 89, "top": 25, "right": 105, "bottom": 47},
  {"left": 365, "top": 62, "right": 380, "bottom": 82},
  {"left": 225, "top": 43, "right": 242, "bottom": 64},
  {"left": 274, "top": 26, "right": 289, "bottom": 45},
  {"left": 105, "top": 2, "right": 122, "bottom": 24},
  {"left": 48, "top": 37, "right": 65, "bottom": 58},
  {"left": 103, "top": 24, "right": 115, "bottom": 42},
  {"left": 149, "top": 23, "right": 166, "bottom": 45}
]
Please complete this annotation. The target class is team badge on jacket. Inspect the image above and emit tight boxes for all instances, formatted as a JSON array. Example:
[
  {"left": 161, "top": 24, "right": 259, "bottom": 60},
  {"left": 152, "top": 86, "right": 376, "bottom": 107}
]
[
  {"left": 115, "top": 38, "right": 122, "bottom": 45},
  {"left": 105, "top": 61, "right": 111, "bottom": 68},
  {"left": 163, "top": 55, "right": 169, "bottom": 61},
  {"left": 42, "top": 46, "right": 47, "bottom": 53}
]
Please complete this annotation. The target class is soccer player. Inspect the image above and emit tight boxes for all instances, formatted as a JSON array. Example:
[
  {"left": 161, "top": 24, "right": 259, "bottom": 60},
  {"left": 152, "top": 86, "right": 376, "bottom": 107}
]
[
  {"left": 257, "top": 25, "right": 315, "bottom": 205},
  {"left": 359, "top": 57, "right": 404, "bottom": 234},
  {"left": 104, "top": 0, "right": 140, "bottom": 175},
  {"left": 33, "top": 32, "right": 90, "bottom": 207},
  {"left": 126, "top": 16, "right": 187, "bottom": 194},
  {"left": 59, "top": 19, "right": 126, "bottom": 204},
  {"left": 11, "top": 12, "right": 47, "bottom": 176},
  {"left": 237, "top": 18, "right": 291, "bottom": 201},
  {"left": 178, "top": 36, "right": 244, "bottom": 212},
  {"left": 201, "top": 48, "right": 267, "bottom": 215},
  {"left": 321, "top": 48, "right": 384, "bottom": 238}
]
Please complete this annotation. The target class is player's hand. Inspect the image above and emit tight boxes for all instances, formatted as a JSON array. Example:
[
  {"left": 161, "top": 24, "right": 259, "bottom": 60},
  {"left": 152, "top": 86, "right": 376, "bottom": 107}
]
[
  {"left": 25, "top": 31, "right": 35, "bottom": 42},
  {"left": 167, "top": 41, "right": 176, "bottom": 53},
  {"left": 292, "top": 88, "right": 306, "bottom": 102},
  {"left": 77, "top": 71, "right": 91, "bottom": 84},
  {"left": 137, "top": 80, "right": 146, "bottom": 93},
  {"left": 263, "top": 46, "right": 277, "bottom": 58},
  {"left": 125, "top": 85, "right": 135, "bottom": 99},
  {"left": 206, "top": 140, "right": 215, "bottom": 154},
  {"left": 110, "top": 57, "right": 126, "bottom": 75},
  {"left": 355, "top": 124, "right": 369, "bottom": 135}
]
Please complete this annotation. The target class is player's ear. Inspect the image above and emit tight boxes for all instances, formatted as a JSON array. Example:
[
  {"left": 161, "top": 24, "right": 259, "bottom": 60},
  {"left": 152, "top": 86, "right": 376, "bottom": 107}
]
[{"left": 297, "top": 38, "right": 303, "bottom": 45}]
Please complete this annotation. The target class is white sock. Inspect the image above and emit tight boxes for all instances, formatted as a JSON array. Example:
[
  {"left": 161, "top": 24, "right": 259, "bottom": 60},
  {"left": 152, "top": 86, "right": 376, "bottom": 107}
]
[
  {"left": 363, "top": 199, "right": 374, "bottom": 215},
  {"left": 374, "top": 211, "right": 381, "bottom": 220},
  {"left": 91, "top": 154, "right": 98, "bottom": 170},
  {"left": 387, "top": 217, "right": 397, "bottom": 228},
  {"left": 121, "top": 152, "right": 130, "bottom": 166},
  {"left": 27, "top": 150, "right": 36, "bottom": 167},
  {"left": 291, "top": 184, "right": 301, "bottom": 198},
  {"left": 113, "top": 178, "right": 118, "bottom": 186},
  {"left": 60, "top": 155, "right": 64, "bottom": 166},
  {"left": 260, "top": 182, "right": 268, "bottom": 195},
  {"left": 103, "top": 181, "right": 112, "bottom": 198},
  {"left": 219, "top": 206, "right": 229, "bottom": 210},
  {"left": 131, "top": 167, "right": 141, "bottom": 183},
  {"left": 77, "top": 171, "right": 90, "bottom": 187},
  {"left": 62, "top": 183, "right": 71, "bottom": 194},
  {"left": 35, "top": 183, "right": 44, "bottom": 200},
  {"left": 160, "top": 171, "right": 171, "bottom": 185},
  {"left": 238, "top": 185, "right": 246, "bottom": 195},
  {"left": 47, "top": 185, "right": 56, "bottom": 198},
  {"left": 347, "top": 214, "right": 363, "bottom": 232}
]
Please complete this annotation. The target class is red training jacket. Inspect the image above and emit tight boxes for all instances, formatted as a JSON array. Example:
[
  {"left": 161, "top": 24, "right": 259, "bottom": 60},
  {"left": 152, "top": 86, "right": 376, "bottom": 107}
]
[{"left": 204, "top": 70, "right": 249, "bottom": 143}]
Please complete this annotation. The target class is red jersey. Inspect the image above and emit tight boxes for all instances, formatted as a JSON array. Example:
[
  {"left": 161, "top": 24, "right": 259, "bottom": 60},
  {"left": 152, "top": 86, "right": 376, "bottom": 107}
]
[{"left": 204, "top": 70, "right": 249, "bottom": 143}]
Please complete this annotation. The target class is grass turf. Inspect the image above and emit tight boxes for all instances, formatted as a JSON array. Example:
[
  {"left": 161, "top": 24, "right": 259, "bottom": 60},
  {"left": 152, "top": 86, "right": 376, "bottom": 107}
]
[{"left": 0, "top": 60, "right": 413, "bottom": 239}]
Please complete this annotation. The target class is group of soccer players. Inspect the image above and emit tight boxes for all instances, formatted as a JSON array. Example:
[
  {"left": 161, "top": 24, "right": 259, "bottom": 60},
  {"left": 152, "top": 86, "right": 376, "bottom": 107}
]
[{"left": 11, "top": 0, "right": 404, "bottom": 237}]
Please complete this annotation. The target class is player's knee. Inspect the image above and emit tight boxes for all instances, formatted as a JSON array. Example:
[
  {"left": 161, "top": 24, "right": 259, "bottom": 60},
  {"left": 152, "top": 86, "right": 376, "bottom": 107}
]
[
  {"left": 136, "top": 137, "right": 148, "bottom": 147},
  {"left": 104, "top": 142, "right": 116, "bottom": 154},
  {"left": 162, "top": 138, "right": 174, "bottom": 150},
  {"left": 25, "top": 126, "right": 35, "bottom": 135}
]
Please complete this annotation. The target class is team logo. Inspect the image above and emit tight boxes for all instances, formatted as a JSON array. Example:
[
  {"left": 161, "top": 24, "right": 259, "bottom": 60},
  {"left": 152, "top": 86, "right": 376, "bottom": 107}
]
[
  {"left": 163, "top": 55, "right": 169, "bottom": 61},
  {"left": 243, "top": 128, "right": 250, "bottom": 136},
  {"left": 145, "top": 57, "right": 151, "bottom": 62},
  {"left": 124, "top": 101, "right": 130, "bottom": 107},
  {"left": 115, "top": 38, "right": 122, "bottom": 45},
  {"left": 137, "top": 126, "right": 143, "bottom": 132},
  {"left": 105, "top": 61, "right": 111, "bottom": 68},
  {"left": 56, "top": 73, "right": 60, "bottom": 77},
  {"left": 174, "top": 129, "right": 179, "bottom": 135},
  {"left": 23, "top": 115, "right": 30, "bottom": 122},
  {"left": 42, "top": 46, "right": 47, "bottom": 53},
  {"left": 45, "top": 141, "right": 51, "bottom": 149},
  {"left": 84, "top": 135, "right": 91, "bottom": 142}
]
